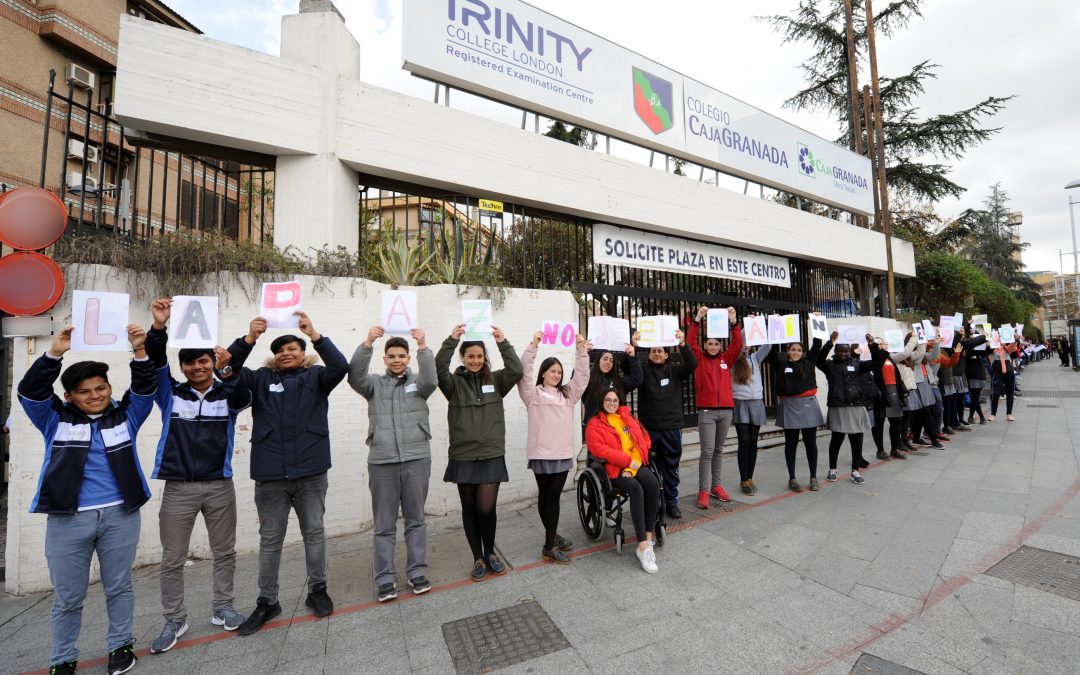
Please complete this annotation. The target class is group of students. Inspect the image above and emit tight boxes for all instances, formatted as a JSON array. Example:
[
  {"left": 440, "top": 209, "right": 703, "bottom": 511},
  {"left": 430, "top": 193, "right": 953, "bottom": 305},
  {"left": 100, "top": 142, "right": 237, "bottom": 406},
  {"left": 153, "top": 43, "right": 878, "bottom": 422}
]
[{"left": 19, "top": 299, "right": 1031, "bottom": 674}]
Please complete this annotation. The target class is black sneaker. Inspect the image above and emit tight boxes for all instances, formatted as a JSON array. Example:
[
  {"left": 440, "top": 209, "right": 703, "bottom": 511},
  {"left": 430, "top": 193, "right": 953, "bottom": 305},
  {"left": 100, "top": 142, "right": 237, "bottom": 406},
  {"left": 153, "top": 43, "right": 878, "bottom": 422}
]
[
  {"left": 931, "top": 442, "right": 945, "bottom": 449},
  {"left": 238, "top": 597, "right": 282, "bottom": 636},
  {"left": 890, "top": 450, "right": 908, "bottom": 460},
  {"left": 49, "top": 662, "right": 77, "bottom": 675},
  {"left": 667, "top": 504, "right": 682, "bottom": 519},
  {"left": 485, "top": 553, "right": 507, "bottom": 575},
  {"left": 542, "top": 547, "right": 572, "bottom": 565},
  {"left": 876, "top": 450, "right": 890, "bottom": 461},
  {"left": 408, "top": 576, "right": 432, "bottom": 594},
  {"left": 554, "top": 534, "right": 574, "bottom": 551},
  {"left": 470, "top": 559, "right": 486, "bottom": 582},
  {"left": 377, "top": 583, "right": 397, "bottom": 602},
  {"left": 107, "top": 643, "right": 136, "bottom": 675},
  {"left": 306, "top": 582, "right": 334, "bottom": 617}
]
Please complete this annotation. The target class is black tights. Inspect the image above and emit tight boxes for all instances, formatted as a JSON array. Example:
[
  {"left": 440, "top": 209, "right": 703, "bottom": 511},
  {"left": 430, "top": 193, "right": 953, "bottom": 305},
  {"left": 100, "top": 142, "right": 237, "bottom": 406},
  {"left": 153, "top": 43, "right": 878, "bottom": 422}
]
[
  {"left": 888, "top": 417, "right": 903, "bottom": 452},
  {"left": 968, "top": 387, "right": 985, "bottom": 422},
  {"left": 533, "top": 471, "right": 568, "bottom": 550},
  {"left": 735, "top": 423, "right": 760, "bottom": 482},
  {"left": 871, "top": 414, "right": 885, "bottom": 454},
  {"left": 783, "top": 428, "right": 818, "bottom": 480},
  {"left": 829, "top": 432, "right": 865, "bottom": 472},
  {"left": 458, "top": 483, "right": 500, "bottom": 561}
]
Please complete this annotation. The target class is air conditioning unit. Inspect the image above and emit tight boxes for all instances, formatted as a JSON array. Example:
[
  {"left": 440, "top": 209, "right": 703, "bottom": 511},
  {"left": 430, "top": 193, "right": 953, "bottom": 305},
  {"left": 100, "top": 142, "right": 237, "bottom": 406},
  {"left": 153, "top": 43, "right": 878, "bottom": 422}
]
[
  {"left": 65, "top": 63, "right": 95, "bottom": 90},
  {"left": 85, "top": 145, "right": 99, "bottom": 164},
  {"left": 66, "top": 140, "right": 99, "bottom": 163},
  {"left": 66, "top": 172, "right": 99, "bottom": 192}
]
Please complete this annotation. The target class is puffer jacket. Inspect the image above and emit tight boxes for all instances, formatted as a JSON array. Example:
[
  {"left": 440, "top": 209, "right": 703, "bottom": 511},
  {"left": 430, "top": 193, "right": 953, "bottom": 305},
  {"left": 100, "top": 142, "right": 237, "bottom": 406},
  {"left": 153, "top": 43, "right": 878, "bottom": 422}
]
[
  {"left": 636, "top": 343, "right": 697, "bottom": 431},
  {"left": 585, "top": 406, "right": 652, "bottom": 479},
  {"left": 893, "top": 337, "right": 926, "bottom": 391},
  {"left": 685, "top": 320, "right": 743, "bottom": 408},
  {"left": 436, "top": 336, "right": 523, "bottom": 461},
  {"left": 816, "top": 340, "right": 883, "bottom": 407},
  {"left": 348, "top": 343, "right": 437, "bottom": 464},
  {"left": 517, "top": 344, "right": 590, "bottom": 461},
  {"left": 228, "top": 335, "right": 349, "bottom": 481}
]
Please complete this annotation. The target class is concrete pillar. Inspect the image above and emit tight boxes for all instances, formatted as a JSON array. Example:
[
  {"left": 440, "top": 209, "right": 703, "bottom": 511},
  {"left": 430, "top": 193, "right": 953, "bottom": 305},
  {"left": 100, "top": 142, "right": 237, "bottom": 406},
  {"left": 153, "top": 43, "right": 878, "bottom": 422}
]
[{"left": 273, "top": 1, "right": 360, "bottom": 254}]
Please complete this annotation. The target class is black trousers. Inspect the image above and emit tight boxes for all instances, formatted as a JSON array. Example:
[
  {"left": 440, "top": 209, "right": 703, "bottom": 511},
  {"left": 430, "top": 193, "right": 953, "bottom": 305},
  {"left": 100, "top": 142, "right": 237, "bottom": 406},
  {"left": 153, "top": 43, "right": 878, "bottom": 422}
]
[{"left": 611, "top": 468, "right": 660, "bottom": 542}]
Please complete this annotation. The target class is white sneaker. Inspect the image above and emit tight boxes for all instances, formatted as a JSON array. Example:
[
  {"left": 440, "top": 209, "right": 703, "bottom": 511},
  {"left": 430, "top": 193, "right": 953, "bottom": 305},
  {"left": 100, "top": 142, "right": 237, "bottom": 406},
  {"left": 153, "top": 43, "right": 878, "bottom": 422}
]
[{"left": 636, "top": 546, "right": 659, "bottom": 574}]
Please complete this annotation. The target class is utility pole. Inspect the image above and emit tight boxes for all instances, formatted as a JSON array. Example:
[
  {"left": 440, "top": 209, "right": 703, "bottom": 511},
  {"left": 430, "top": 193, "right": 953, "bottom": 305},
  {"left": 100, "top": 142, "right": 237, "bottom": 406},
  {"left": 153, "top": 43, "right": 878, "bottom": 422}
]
[{"left": 864, "top": 0, "right": 897, "bottom": 318}]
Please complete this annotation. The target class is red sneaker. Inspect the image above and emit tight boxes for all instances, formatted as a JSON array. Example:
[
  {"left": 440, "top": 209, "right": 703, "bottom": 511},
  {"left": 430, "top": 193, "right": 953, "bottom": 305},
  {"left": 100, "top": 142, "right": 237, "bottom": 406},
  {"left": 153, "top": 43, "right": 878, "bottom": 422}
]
[
  {"left": 710, "top": 485, "right": 732, "bottom": 502},
  {"left": 697, "top": 490, "right": 709, "bottom": 509}
]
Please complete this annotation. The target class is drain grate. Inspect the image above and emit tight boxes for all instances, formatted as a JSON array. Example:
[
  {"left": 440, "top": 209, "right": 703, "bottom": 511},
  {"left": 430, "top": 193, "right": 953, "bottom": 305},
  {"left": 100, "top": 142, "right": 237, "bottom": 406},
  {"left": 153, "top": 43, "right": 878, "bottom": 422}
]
[
  {"left": 849, "top": 653, "right": 927, "bottom": 674},
  {"left": 985, "top": 546, "right": 1080, "bottom": 602},
  {"left": 1020, "top": 390, "right": 1080, "bottom": 399},
  {"left": 1025, "top": 404, "right": 1060, "bottom": 408},
  {"left": 442, "top": 600, "right": 570, "bottom": 674}
]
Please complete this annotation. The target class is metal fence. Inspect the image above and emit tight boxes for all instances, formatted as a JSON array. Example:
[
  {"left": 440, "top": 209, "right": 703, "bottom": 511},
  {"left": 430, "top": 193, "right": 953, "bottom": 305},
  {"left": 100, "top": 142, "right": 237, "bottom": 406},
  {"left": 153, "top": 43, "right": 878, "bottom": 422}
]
[{"left": 34, "top": 70, "right": 273, "bottom": 242}]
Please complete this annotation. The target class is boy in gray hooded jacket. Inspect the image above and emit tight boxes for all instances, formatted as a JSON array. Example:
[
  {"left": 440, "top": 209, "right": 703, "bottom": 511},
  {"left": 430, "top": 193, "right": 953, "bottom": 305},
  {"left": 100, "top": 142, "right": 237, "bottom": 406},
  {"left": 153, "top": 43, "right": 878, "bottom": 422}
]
[{"left": 349, "top": 326, "right": 437, "bottom": 602}]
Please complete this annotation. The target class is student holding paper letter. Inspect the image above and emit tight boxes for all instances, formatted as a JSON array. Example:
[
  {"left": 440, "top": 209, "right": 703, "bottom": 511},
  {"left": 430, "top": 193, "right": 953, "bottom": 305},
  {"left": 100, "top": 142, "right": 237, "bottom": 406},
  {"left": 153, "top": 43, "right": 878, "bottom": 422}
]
[
  {"left": 686, "top": 306, "right": 742, "bottom": 508},
  {"left": 731, "top": 326, "right": 772, "bottom": 494},
  {"left": 19, "top": 324, "right": 156, "bottom": 675},
  {"left": 987, "top": 339, "right": 1018, "bottom": 421},
  {"left": 583, "top": 342, "right": 643, "bottom": 426},
  {"left": 772, "top": 331, "right": 825, "bottom": 491},
  {"left": 517, "top": 331, "right": 591, "bottom": 564},
  {"left": 636, "top": 324, "right": 697, "bottom": 518},
  {"left": 894, "top": 333, "right": 926, "bottom": 452},
  {"left": 436, "top": 324, "right": 523, "bottom": 581},
  {"left": 349, "top": 326, "right": 437, "bottom": 602},
  {"left": 227, "top": 312, "right": 349, "bottom": 635},
  {"left": 144, "top": 299, "right": 252, "bottom": 654},
  {"left": 817, "top": 332, "right": 884, "bottom": 484},
  {"left": 962, "top": 324, "right": 989, "bottom": 424}
]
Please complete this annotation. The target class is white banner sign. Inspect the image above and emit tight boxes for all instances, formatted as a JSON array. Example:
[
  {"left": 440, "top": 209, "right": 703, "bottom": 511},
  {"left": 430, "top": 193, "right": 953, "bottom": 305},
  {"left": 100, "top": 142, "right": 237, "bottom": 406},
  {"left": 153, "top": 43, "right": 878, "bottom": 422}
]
[
  {"left": 587, "top": 316, "right": 631, "bottom": 352},
  {"left": 592, "top": 224, "right": 791, "bottom": 288},
  {"left": 461, "top": 299, "right": 493, "bottom": 340},
  {"left": 884, "top": 329, "right": 905, "bottom": 353},
  {"left": 260, "top": 281, "right": 302, "bottom": 328},
  {"left": 636, "top": 315, "right": 679, "bottom": 348},
  {"left": 743, "top": 315, "right": 769, "bottom": 346},
  {"left": 706, "top": 309, "right": 729, "bottom": 339},
  {"left": 71, "top": 290, "right": 130, "bottom": 352},
  {"left": 381, "top": 290, "right": 418, "bottom": 335},
  {"left": 402, "top": 0, "right": 874, "bottom": 215},
  {"left": 836, "top": 324, "right": 868, "bottom": 345},
  {"left": 540, "top": 320, "right": 577, "bottom": 347},
  {"left": 169, "top": 296, "right": 218, "bottom": 348}
]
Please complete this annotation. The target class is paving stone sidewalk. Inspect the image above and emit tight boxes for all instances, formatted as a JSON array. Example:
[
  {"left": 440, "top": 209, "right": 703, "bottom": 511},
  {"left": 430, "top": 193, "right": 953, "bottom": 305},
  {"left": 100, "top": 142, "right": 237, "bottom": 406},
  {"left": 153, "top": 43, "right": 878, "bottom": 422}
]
[{"left": 3, "top": 358, "right": 1080, "bottom": 674}]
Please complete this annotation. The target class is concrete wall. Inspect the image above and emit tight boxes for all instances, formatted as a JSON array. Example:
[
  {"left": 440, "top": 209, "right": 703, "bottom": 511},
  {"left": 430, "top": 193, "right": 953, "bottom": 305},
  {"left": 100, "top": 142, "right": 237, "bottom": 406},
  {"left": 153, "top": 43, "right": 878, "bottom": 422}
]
[{"left": 4, "top": 265, "right": 579, "bottom": 594}]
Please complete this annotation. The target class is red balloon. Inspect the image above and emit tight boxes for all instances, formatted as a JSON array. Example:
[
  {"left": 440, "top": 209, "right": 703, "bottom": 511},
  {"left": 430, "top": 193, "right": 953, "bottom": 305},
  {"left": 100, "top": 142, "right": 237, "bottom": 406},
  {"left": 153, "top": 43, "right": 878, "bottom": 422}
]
[
  {"left": 0, "top": 252, "right": 66, "bottom": 316},
  {"left": 0, "top": 187, "right": 68, "bottom": 250}
]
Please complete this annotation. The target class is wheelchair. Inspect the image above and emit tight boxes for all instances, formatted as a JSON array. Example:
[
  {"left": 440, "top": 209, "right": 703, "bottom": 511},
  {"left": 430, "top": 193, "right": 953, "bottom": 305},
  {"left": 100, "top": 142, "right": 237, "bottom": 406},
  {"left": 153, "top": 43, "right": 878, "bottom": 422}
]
[{"left": 576, "top": 453, "right": 667, "bottom": 554}]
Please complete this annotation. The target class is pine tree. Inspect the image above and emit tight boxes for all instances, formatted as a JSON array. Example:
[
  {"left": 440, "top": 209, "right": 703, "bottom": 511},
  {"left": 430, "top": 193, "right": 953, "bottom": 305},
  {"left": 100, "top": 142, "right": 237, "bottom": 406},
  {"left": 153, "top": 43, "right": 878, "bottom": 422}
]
[
  {"left": 761, "top": 1, "right": 1011, "bottom": 202},
  {"left": 957, "top": 184, "right": 1041, "bottom": 305}
]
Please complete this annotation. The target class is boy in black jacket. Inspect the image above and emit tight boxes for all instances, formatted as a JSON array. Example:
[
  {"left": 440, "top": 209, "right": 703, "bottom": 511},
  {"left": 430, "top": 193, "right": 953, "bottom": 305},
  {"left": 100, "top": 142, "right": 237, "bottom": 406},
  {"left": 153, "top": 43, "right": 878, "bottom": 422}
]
[{"left": 635, "top": 328, "right": 697, "bottom": 518}]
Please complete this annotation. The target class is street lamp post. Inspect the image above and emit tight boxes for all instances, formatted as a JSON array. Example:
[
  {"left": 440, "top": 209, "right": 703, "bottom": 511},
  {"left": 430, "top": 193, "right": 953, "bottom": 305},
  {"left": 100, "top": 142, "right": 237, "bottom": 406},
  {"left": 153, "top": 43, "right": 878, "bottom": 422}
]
[{"left": 1066, "top": 180, "right": 1080, "bottom": 368}]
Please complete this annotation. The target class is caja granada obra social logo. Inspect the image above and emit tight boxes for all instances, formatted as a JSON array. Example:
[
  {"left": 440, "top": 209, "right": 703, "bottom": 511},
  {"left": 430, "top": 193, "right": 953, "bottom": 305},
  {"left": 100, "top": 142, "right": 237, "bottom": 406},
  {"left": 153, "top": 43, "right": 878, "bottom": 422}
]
[
  {"left": 632, "top": 67, "right": 674, "bottom": 135},
  {"left": 797, "top": 141, "right": 869, "bottom": 189},
  {"left": 797, "top": 142, "right": 819, "bottom": 178}
]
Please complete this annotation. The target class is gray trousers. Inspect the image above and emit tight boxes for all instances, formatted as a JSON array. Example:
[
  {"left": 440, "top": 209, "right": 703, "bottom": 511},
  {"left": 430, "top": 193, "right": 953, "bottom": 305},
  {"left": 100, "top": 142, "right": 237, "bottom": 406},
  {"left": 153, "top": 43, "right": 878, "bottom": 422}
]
[
  {"left": 254, "top": 472, "right": 328, "bottom": 603},
  {"left": 698, "top": 408, "right": 733, "bottom": 490},
  {"left": 369, "top": 458, "right": 431, "bottom": 586},
  {"left": 159, "top": 479, "right": 237, "bottom": 619}
]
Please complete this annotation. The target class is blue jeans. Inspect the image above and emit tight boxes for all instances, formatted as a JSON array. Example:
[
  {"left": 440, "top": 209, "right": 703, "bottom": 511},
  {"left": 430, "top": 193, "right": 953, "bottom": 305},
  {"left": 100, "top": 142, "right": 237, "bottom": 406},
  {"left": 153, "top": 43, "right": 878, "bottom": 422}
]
[{"left": 45, "top": 506, "right": 141, "bottom": 665}]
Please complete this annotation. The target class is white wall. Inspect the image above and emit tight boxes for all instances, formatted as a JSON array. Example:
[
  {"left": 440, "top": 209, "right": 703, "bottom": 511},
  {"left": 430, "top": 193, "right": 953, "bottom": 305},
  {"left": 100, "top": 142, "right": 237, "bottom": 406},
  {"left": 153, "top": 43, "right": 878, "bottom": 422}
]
[{"left": 4, "top": 265, "right": 579, "bottom": 594}]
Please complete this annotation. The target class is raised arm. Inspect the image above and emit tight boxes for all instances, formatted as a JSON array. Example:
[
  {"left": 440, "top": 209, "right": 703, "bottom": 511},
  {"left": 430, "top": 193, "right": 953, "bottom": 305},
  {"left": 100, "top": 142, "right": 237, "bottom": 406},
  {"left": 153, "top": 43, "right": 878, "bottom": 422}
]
[
  {"left": 295, "top": 312, "right": 347, "bottom": 392},
  {"left": 123, "top": 324, "right": 158, "bottom": 429},
  {"left": 516, "top": 338, "right": 539, "bottom": 406},
  {"left": 492, "top": 326, "right": 524, "bottom": 396},
  {"left": 566, "top": 335, "right": 593, "bottom": 403},
  {"left": 622, "top": 346, "right": 644, "bottom": 393},
  {"left": 816, "top": 333, "right": 836, "bottom": 372},
  {"left": 685, "top": 310, "right": 705, "bottom": 363},
  {"left": 348, "top": 326, "right": 382, "bottom": 400},
  {"left": 412, "top": 329, "right": 438, "bottom": 399},
  {"left": 17, "top": 327, "right": 68, "bottom": 434},
  {"left": 751, "top": 342, "right": 773, "bottom": 365},
  {"left": 675, "top": 336, "right": 697, "bottom": 379},
  {"left": 436, "top": 329, "right": 461, "bottom": 398}
]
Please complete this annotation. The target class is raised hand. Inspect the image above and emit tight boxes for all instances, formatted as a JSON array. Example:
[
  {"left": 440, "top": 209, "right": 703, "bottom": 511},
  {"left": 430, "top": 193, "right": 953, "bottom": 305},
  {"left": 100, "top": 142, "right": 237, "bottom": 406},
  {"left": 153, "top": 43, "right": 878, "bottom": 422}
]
[
  {"left": 364, "top": 326, "right": 384, "bottom": 348},
  {"left": 830, "top": 331, "right": 839, "bottom": 343},
  {"left": 49, "top": 326, "right": 73, "bottom": 357},
  {"left": 128, "top": 324, "right": 147, "bottom": 351},
  {"left": 675, "top": 329, "right": 685, "bottom": 345},
  {"left": 411, "top": 328, "right": 427, "bottom": 349},
  {"left": 213, "top": 346, "right": 232, "bottom": 370},
  {"left": 631, "top": 331, "right": 641, "bottom": 347},
  {"left": 492, "top": 325, "right": 506, "bottom": 343},
  {"left": 450, "top": 323, "right": 466, "bottom": 340},
  {"left": 727, "top": 306, "right": 737, "bottom": 323},
  {"left": 246, "top": 317, "right": 268, "bottom": 345},
  {"left": 695, "top": 306, "right": 708, "bottom": 322},
  {"left": 295, "top": 311, "right": 321, "bottom": 341},
  {"left": 150, "top": 298, "right": 172, "bottom": 329},
  {"left": 532, "top": 330, "right": 544, "bottom": 347}
]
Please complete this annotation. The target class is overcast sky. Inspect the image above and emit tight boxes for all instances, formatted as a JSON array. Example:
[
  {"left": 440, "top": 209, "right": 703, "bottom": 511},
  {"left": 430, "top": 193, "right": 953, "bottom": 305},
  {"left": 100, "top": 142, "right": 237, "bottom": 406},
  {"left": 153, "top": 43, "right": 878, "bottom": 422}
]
[{"left": 169, "top": 0, "right": 1080, "bottom": 275}]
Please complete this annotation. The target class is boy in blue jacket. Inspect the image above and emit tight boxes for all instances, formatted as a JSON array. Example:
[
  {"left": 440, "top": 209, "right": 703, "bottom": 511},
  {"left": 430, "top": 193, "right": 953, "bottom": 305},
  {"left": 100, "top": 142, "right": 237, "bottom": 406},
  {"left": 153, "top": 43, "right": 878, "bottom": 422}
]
[{"left": 19, "top": 324, "right": 156, "bottom": 675}]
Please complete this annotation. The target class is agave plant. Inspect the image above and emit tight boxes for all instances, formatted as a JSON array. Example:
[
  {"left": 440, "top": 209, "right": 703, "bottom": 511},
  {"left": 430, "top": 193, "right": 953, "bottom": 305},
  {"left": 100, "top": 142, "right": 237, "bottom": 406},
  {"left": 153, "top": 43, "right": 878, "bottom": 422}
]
[{"left": 376, "top": 231, "right": 433, "bottom": 289}]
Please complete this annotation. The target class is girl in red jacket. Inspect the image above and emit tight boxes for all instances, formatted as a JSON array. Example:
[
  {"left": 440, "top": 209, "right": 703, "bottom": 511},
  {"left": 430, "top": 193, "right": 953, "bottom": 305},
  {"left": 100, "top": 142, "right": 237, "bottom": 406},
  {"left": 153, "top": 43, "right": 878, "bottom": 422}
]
[
  {"left": 686, "top": 306, "right": 742, "bottom": 509},
  {"left": 585, "top": 390, "right": 660, "bottom": 574}
]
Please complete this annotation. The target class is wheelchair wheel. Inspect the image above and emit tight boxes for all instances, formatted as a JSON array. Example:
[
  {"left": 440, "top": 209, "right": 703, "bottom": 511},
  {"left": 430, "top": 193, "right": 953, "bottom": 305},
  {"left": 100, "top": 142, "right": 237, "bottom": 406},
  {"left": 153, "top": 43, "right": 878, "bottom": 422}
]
[
  {"left": 614, "top": 530, "right": 624, "bottom": 555},
  {"left": 655, "top": 523, "right": 667, "bottom": 548},
  {"left": 577, "top": 469, "right": 605, "bottom": 541}
]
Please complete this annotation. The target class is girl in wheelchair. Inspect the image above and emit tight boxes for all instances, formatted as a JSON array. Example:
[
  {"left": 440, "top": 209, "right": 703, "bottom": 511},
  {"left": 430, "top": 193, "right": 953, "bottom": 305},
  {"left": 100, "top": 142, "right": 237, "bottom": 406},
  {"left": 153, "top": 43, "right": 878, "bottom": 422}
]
[{"left": 584, "top": 390, "right": 662, "bottom": 573}]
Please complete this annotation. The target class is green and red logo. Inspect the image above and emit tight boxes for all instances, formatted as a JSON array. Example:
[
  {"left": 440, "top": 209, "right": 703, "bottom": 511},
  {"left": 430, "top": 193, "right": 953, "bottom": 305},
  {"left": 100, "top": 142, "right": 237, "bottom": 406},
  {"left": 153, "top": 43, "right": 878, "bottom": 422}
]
[{"left": 632, "top": 67, "right": 674, "bottom": 135}]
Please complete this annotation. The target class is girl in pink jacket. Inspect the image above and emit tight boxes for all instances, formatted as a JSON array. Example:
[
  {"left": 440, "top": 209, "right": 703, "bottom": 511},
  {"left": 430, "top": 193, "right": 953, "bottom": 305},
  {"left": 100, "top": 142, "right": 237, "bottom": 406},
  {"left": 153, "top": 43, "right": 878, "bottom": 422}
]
[{"left": 517, "top": 331, "right": 592, "bottom": 564}]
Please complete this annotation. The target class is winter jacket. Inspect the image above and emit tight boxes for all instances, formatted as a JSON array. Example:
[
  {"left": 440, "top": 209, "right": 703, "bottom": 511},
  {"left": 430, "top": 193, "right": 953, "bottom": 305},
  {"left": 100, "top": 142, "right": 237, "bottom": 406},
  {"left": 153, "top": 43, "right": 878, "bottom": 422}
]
[
  {"left": 914, "top": 341, "right": 940, "bottom": 385},
  {"left": 962, "top": 335, "right": 990, "bottom": 381},
  {"left": 146, "top": 327, "right": 252, "bottom": 481},
  {"left": 731, "top": 344, "right": 772, "bottom": 401},
  {"left": 585, "top": 406, "right": 652, "bottom": 479},
  {"left": 436, "top": 336, "right": 523, "bottom": 461},
  {"left": 934, "top": 349, "right": 962, "bottom": 387},
  {"left": 816, "top": 340, "right": 884, "bottom": 407},
  {"left": 228, "top": 335, "right": 349, "bottom": 481},
  {"left": 873, "top": 353, "right": 909, "bottom": 404},
  {"left": 772, "top": 339, "right": 822, "bottom": 397},
  {"left": 582, "top": 352, "right": 643, "bottom": 424},
  {"left": 893, "top": 337, "right": 926, "bottom": 391},
  {"left": 517, "top": 345, "right": 590, "bottom": 461},
  {"left": 18, "top": 353, "right": 156, "bottom": 514},
  {"left": 636, "top": 343, "right": 697, "bottom": 431},
  {"left": 685, "top": 320, "right": 743, "bottom": 409},
  {"left": 988, "top": 342, "right": 1018, "bottom": 374},
  {"left": 348, "top": 343, "right": 437, "bottom": 465}
]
